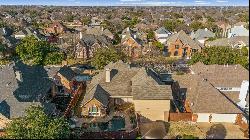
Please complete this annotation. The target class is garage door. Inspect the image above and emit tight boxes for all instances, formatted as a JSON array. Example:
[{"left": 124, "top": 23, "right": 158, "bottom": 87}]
[{"left": 211, "top": 114, "right": 237, "bottom": 123}]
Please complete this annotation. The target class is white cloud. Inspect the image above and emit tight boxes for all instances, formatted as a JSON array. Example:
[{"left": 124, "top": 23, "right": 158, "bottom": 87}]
[
  {"left": 119, "top": 1, "right": 185, "bottom": 6},
  {"left": 216, "top": 0, "right": 228, "bottom": 3},
  {"left": 195, "top": 0, "right": 210, "bottom": 5}
]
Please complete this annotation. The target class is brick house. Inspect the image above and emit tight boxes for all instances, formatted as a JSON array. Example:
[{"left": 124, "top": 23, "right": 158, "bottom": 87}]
[
  {"left": 44, "top": 22, "right": 66, "bottom": 35},
  {"left": 165, "top": 30, "right": 203, "bottom": 58},
  {"left": 75, "top": 34, "right": 112, "bottom": 60},
  {"left": 121, "top": 27, "right": 143, "bottom": 58}
]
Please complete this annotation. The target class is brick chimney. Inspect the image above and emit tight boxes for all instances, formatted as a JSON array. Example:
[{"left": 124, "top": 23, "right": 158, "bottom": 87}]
[{"left": 105, "top": 68, "right": 111, "bottom": 82}]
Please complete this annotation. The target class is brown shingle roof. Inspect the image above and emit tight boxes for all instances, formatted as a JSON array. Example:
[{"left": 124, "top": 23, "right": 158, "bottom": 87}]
[
  {"left": 190, "top": 62, "right": 249, "bottom": 87},
  {"left": 86, "top": 61, "right": 172, "bottom": 100},
  {"left": 173, "top": 74, "right": 243, "bottom": 113},
  {"left": 166, "top": 30, "right": 203, "bottom": 49}
]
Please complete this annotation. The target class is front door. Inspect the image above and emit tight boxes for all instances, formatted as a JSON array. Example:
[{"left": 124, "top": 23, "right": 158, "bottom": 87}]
[{"left": 182, "top": 48, "right": 187, "bottom": 57}]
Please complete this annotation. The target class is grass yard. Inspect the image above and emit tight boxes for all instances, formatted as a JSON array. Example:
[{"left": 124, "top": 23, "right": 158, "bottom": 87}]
[{"left": 165, "top": 121, "right": 205, "bottom": 139}]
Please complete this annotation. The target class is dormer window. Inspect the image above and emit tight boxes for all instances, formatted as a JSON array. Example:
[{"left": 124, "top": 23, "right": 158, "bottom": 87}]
[{"left": 175, "top": 45, "right": 180, "bottom": 49}]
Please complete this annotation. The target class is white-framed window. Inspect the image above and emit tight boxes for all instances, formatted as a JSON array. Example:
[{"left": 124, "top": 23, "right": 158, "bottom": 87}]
[{"left": 88, "top": 105, "right": 100, "bottom": 116}]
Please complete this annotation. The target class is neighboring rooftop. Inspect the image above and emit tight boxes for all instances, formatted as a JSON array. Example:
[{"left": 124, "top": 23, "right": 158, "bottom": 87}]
[
  {"left": 166, "top": 30, "right": 203, "bottom": 49},
  {"left": 190, "top": 62, "right": 249, "bottom": 87},
  {"left": 206, "top": 36, "right": 249, "bottom": 47},
  {"left": 0, "top": 62, "right": 59, "bottom": 119},
  {"left": 190, "top": 28, "right": 215, "bottom": 40},
  {"left": 172, "top": 74, "right": 243, "bottom": 114}
]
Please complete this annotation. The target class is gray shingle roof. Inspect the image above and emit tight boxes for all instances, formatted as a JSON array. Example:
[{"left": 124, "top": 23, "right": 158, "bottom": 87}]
[
  {"left": 0, "top": 62, "right": 59, "bottom": 119},
  {"left": 57, "top": 66, "right": 76, "bottom": 81},
  {"left": 190, "top": 28, "right": 215, "bottom": 40},
  {"left": 79, "top": 34, "right": 111, "bottom": 47},
  {"left": 155, "top": 27, "right": 171, "bottom": 35},
  {"left": 82, "top": 84, "right": 110, "bottom": 107}
]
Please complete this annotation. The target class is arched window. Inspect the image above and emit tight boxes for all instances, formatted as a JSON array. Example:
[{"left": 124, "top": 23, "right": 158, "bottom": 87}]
[{"left": 174, "top": 51, "right": 178, "bottom": 56}]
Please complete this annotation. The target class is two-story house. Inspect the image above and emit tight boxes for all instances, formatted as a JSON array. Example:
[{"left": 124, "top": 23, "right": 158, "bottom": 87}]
[
  {"left": 79, "top": 60, "right": 173, "bottom": 121},
  {"left": 121, "top": 27, "right": 143, "bottom": 58},
  {"left": 75, "top": 34, "right": 112, "bottom": 60},
  {"left": 165, "top": 30, "right": 203, "bottom": 59}
]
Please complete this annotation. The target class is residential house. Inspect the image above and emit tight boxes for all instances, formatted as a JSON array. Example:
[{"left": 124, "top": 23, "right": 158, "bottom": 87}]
[
  {"left": 0, "top": 62, "right": 58, "bottom": 122},
  {"left": 216, "top": 21, "right": 231, "bottom": 37},
  {"left": 64, "top": 20, "right": 83, "bottom": 28},
  {"left": 234, "top": 22, "right": 248, "bottom": 27},
  {"left": 85, "top": 26, "right": 114, "bottom": 40},
  {"left": 206, "top": 36, "right": 249, "bottom": 49},
  {"left": 165, "top": 30, "right": 203, "bottom": 59},
  {"left": 14, "top": 27, "right": 44, "bottom": 40},
  {"left": 75, "top": 34, "right": 112, "bottom": 60},
  {"left": 154, "top": 27, "right": 172, "bottom": 44},
  {"left": 79, "top": 60, "right": 173, "bottom": 121},
  {"left": 190, "top": 28, "right": 215, "bottom": 45},
  {"left": 190, "top": 62, "right": 249, "bottom": 112},
  {"left": 52, "top": 66, "right": 77, "bottom": 95},
  {"left": 172, "top": 73, "right": 245, "bottom": 123},
  {"left": 227, "top": 25, "right": 249, "bottom": 38},
  {"left": 172, "top": 62, "right": 249, "bottom": 122},
  {"left": 50, "top": 65, "right": 91, "bottom": 117},
  {"left": 44, "top": 22, "right": 67, "bottom": 35},
  {"left": 121, "top": 27, "right": 143, "bottom": 58}
]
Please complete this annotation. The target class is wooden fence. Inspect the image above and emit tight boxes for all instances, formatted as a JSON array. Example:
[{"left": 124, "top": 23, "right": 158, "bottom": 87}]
[
  {"left": 169, "top": 112, "right": 192, "bottom": 122},
  {"left": 235, "top": 114, "right": 249, "bottom": 138}
]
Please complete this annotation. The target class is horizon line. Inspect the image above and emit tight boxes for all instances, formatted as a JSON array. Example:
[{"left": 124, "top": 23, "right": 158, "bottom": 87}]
[{"left": 0, "top": 4, "right": 249, "bottom": 7}]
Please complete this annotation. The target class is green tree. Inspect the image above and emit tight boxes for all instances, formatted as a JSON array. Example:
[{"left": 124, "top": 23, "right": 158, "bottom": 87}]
[
  {"left": 66, "top": 14, "right": 74, "bottom": 22},
  {"left": 182, "top": 134, "right": 199, "bottom": 139},
  {"left": 91, "top": 47, "right": 122, "bottom": 69},
  {"left": 44, "top": 52, "right": 65, "bottom": 65},
  {"left": 164, "top": 20, "right": 175, "bottom": 32},
  {"left": 153, "top": 41, "right": 164, "bottom": 50},
  {"left": 188, "top": 46, "right": 249, "bottom": 69},
  {"left": 81, "top": 17, "right": 91, "bottom": 25},
  {"left": 164, "top": 20, "right": 184, "bottom": 32},
  {"left": 5, "top": 106, "right": 70, "bottom": 139},
  {"left": 147, "top": 30, "right": 155, "bottom": 41},
  {"left": 190, "top": 21, "right": 204, "bottom": 31},
  {"left": 16, "top": 36, "right": 64, "bottom": 65},
  {"left": 0, "top": 43, "right": 7, "bottom": 58}
]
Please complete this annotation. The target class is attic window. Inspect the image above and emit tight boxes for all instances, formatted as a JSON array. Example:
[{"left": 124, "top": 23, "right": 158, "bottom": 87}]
[{"left": 175, "top": 45, "right": 180, "bottom": 49}]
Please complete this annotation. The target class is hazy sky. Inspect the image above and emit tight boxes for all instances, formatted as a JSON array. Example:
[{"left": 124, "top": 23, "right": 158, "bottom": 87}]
[{"left": 0, "top": 0, "right": 249, "bottom": 6}]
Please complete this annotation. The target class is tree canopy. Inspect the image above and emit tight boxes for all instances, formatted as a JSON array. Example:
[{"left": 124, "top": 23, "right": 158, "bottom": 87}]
[
  {"left": 4, "top": 106, "right": 70, "bottom": 139},
  {"left": 190, "top": 21, "right": 204, "bottom": 32},
  {"left": 147, "top": 30, "right": 155, "bottom": 41},
  {"left": 164, "top": 20, "right": 185, "bottom": 32},
  {"left": 91, "top": 47, "right": 125, "bottom": 69},
  {"left": 152, "top": 41, "right": 164, "bottom": 50},
  {"left": 16, "top": 36, "right": 64, "bottom": 65},
  {"left": 188, "top": 46, "right": 249, "bottom": 69}
]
